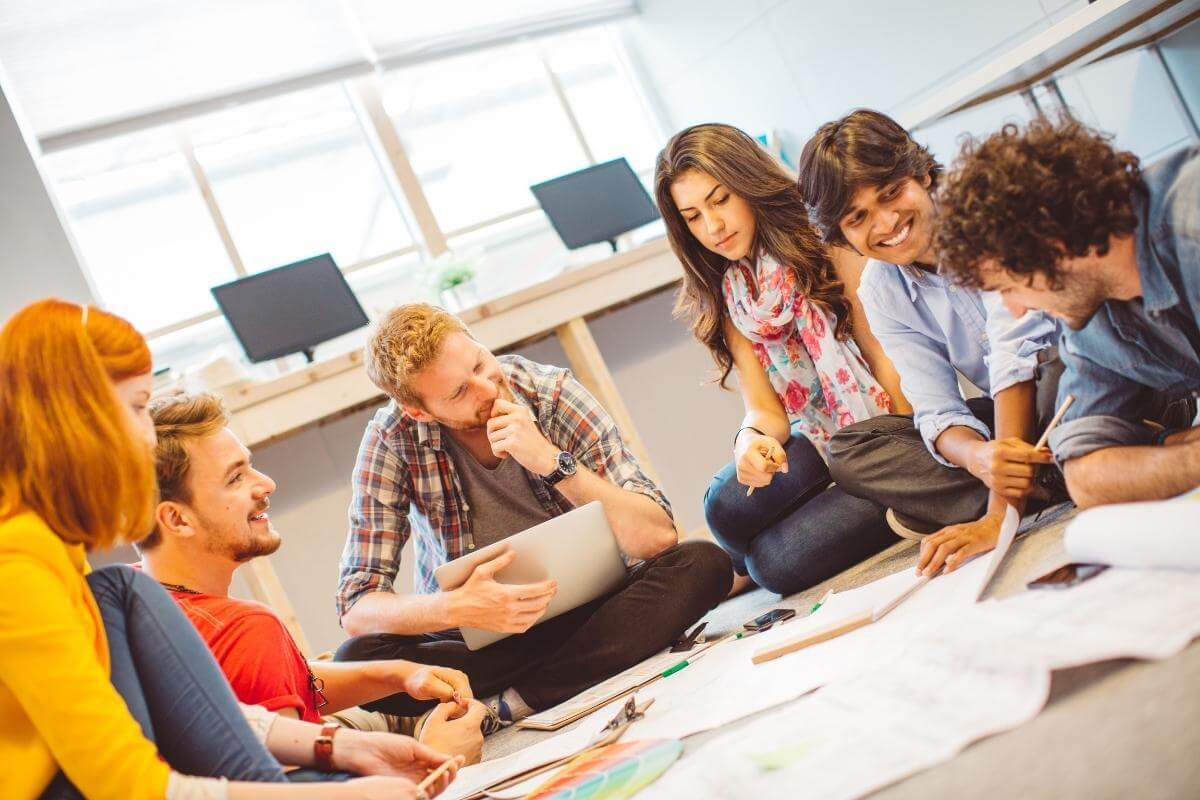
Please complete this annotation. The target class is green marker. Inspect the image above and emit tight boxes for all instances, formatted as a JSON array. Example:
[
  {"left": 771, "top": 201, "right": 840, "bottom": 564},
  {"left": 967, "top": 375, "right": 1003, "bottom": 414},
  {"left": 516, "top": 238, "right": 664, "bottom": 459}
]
[{"left": 660, "top": 658, "right": 691, "bottom": 678}]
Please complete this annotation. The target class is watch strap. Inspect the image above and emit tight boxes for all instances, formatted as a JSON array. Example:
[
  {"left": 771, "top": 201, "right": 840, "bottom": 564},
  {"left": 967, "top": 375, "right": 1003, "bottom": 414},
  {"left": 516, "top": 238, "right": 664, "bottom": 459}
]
[
  {"left": 543, "top": 451, "right": 575, "bottom": 486},
  {"left": 313, "top": 723, "right": 339, "bottom": 771}
]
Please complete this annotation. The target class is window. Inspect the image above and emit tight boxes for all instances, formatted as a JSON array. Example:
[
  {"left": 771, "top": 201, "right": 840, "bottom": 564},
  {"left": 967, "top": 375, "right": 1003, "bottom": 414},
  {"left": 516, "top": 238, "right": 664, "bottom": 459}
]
[
  {"left": 189, "top": 85, "right": 414, "bottom": 273},
  {"left": 36, "top": 20, "right": 665, "bottom": 359},
  {"left": 382, "top": 42, "right": 589, "bottom": 235},
  {"left": 42, "top": 131, "right": 237, "bottom": 333},
  {"left": 543, "top": 27, "right": 663, "bottom": 172}
]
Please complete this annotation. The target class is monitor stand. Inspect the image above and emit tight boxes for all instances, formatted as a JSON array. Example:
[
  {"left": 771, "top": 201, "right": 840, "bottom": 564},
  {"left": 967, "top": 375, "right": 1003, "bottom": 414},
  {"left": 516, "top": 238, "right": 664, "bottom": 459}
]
[
  {"left": 606, "top": 239, "right": 619, "bottom": 253},
  {"left": 301, "top": 348, "right": 316, "bottom": 364}
]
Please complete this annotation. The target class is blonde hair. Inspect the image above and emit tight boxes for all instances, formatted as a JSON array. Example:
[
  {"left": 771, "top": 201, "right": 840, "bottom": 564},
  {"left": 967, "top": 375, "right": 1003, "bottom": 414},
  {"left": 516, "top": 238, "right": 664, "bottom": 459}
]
[
  {"left": 365, "top": 304, "right": 469, "bottom": 406},
  {"left": 141, "top": 392, "right": 230, "bottom": 550},
  {"left": 0, "top": 299, "right": 155, "bottom": 550}
]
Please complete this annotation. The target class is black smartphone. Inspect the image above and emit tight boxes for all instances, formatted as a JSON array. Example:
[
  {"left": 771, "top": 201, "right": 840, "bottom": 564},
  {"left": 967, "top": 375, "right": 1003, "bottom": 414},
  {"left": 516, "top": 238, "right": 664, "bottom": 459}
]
[
  {"left": 744, "top": 608, "right": 796, "bottom": 631},
  {"left": 1027, "top": 563, "right": 1108, "bottom": 590}
]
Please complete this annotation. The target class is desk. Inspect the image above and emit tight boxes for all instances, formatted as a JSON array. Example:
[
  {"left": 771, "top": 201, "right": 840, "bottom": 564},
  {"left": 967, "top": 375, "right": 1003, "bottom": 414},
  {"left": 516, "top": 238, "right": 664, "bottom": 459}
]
[
  {"left": 223, "top": 238, "right": 680, "bottom": 473},
  {"left": 482, "top": 504, "right": 1200, "bottom": 797}
]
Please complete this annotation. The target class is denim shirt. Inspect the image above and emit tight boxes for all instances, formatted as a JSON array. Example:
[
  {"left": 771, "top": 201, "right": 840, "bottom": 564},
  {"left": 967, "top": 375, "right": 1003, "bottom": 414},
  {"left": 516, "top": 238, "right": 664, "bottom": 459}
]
[
  {"left": 858, "top": 262, "right": 1059, "bottom": 465},
  {"left": 1049, "top": 146, "right": 1200, "bottom": 463}
]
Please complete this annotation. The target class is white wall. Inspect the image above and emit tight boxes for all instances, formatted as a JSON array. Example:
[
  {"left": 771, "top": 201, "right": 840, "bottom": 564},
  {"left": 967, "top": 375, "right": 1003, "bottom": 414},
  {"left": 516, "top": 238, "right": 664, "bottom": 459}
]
[
  {"left": 623, "top": 0, "right": 1195, "bottom": 167},
  {"left": 0, "top": 74, "right": 94, "bottom": 322}
]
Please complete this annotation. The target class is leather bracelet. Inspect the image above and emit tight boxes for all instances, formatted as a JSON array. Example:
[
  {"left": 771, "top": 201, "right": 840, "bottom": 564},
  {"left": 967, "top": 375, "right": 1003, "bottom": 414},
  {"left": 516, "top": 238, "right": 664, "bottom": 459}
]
[
  {"left": 1154, "top": 427, "right": 1179, "bottom": 447},
  {"left": 733, "top": 425, "right": 766, "bottom": 448},
  {"left": 313, "top": 723, "right": 339, "bottom": 772}
]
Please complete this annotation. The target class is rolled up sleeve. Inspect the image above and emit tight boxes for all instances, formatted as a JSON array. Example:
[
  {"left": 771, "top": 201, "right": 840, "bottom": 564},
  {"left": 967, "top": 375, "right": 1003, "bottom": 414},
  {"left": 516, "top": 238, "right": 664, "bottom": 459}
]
[
  {"left": 859, "top": 279, "right": 989, "bottom": 467},
  {"left": 1049, "top": 415, "right": 1158, "bottom": 462},
  {"left": 1049, "top": 333, "right": 1162, "bottom": 464},
  {"left": 337, "top": 422, "right": 410, "bottom": 620},
  {"left": 983, "top": 293, "right": 1059, "bottom": 394},
  {"left": 550, "top": 372, "right": 673, "bottom": 520}
]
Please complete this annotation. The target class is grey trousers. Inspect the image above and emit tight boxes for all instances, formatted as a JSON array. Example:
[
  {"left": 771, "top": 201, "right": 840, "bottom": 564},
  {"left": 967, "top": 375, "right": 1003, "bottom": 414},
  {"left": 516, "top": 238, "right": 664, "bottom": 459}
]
[{"left": 828, "top": 354, "right": 1066, "bottom": 530}]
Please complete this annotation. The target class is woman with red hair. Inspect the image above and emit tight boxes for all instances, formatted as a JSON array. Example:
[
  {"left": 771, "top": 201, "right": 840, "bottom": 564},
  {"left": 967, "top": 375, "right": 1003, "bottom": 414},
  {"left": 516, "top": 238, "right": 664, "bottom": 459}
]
[{"left": 0, "top": 299, "right": 459, "bottom": 800}]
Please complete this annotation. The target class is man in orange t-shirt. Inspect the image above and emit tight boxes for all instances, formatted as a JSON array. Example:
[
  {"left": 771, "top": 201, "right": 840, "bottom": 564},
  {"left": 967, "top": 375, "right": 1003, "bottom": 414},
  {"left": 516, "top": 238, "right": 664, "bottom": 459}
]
[{"left": 137, "top": 392, "right": 485, "bottom": 762}]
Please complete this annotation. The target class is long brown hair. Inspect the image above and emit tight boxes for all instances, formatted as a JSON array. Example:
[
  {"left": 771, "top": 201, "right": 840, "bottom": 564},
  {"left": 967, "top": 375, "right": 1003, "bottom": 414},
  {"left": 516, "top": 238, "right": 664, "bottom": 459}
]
[
  {"left": 654, "top": 123, "right": 851, "bottom": 388},
  {"left": 0, "top": 299, "right": 155, "bottom": 549}
]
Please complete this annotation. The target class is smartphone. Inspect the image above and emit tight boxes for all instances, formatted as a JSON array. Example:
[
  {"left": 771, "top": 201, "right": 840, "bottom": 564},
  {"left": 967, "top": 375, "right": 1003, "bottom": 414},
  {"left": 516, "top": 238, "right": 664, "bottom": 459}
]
[
  {"left": 1027, "top": 562, "right": 1108, "bottom": 590},
  {"left": 744, "top": 608, "right": 796, "bottom": 631}
]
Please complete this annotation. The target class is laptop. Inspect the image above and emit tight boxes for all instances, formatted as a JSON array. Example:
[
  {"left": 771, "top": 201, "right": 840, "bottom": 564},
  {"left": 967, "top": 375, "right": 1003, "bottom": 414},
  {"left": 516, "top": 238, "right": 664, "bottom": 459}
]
[{"left": 433, "top": 501, "right": 627, "bottom": 650}]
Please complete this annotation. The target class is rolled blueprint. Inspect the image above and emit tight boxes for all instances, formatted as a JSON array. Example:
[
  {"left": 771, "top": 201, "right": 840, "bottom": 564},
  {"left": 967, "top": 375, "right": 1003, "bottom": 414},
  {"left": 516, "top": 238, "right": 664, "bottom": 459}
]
[{"left": 1064, "top": 488, "right": 1200, "bottom": 569}]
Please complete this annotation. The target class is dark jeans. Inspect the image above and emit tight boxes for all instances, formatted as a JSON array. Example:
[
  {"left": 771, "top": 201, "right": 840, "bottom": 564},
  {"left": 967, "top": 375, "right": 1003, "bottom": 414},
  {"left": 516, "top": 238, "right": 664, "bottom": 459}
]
[
  {"left": 828, "top": 352, "right": 1068, "bottom": 530},
  {"left": 41, "top": 565, "right": 286, "bottom": 799},
  {"left": 703, "top": 428, "right": 894, "bottom": 596},
  {"left": 335, "top": 540, "right": 731, "bottom": 714}
]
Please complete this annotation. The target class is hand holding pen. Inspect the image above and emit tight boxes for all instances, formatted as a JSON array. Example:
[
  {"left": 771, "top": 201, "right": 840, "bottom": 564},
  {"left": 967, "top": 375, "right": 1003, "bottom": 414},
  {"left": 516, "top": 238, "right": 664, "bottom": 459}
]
[{"left": 734, "top": 430, "right": 788, "bottom": 496}]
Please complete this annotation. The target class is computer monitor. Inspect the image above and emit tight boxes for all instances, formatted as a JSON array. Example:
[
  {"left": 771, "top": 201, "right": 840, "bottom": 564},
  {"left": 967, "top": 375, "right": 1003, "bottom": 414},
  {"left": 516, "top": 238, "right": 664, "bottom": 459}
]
[
  {"left": 211, "top": 254, "right": 369, "bottom": 363},
  {"left": 530, "top": 157, "right": 660, "bottom": 251}
]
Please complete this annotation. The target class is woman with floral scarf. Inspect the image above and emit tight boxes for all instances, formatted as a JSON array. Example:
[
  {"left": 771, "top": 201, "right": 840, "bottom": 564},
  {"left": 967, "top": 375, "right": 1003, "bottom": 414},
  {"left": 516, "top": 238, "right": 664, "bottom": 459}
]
[{"left": 654, "top": 123, "right": 910, "bottom": 595}]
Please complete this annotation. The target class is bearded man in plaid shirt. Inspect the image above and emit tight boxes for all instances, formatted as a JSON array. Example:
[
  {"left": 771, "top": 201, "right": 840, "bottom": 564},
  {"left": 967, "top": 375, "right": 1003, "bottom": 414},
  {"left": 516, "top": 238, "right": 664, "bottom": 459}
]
[{"left": 334, "top": 303, "right": 731, "bottom": 728}]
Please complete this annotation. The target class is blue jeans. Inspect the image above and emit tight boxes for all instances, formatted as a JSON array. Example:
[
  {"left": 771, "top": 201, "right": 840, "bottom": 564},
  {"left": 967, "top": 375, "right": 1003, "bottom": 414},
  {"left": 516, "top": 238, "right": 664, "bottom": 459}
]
[
  {"left": 40, "top": 566, "right": 287, "bottom": 799},
  {"left": 703, "top": 429, "right": 893, "bottom": 596}
]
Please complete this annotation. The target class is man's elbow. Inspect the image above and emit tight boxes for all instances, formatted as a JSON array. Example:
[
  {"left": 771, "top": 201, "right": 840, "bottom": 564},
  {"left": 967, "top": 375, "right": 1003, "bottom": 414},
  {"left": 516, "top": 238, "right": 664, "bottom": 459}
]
[
  {"left": 633, "top": 520, "right": 678, "bottom": 560},
  {"left": 340, "top": 602, "right": 371, "bottom": 638},
  {"left": 1063, "top": 459, "right": 1105, "bottom": 510}
]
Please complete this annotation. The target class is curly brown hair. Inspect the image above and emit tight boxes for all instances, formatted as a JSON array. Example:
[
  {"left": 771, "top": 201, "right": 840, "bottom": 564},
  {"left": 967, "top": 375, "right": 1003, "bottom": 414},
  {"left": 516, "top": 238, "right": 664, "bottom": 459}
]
[
  {"left": 936, "top": 115, "right": 1145, "bottom": 289},
  {"left": 798, "top": 109, "right": 942, "bottom": 247},
  {"left": 654, "top": 123, "right": 851, "bottom": 389}
]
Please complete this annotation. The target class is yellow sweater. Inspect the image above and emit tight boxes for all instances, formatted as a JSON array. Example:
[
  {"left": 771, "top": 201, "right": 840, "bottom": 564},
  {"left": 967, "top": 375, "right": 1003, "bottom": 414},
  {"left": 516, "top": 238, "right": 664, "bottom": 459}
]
[{"left": 0, "top": 512, "right": 170, "bottom": 800}]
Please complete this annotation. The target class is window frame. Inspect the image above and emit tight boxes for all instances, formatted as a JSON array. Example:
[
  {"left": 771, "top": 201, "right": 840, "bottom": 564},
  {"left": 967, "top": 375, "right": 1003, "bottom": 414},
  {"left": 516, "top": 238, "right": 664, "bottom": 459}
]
[{"left": 37, "top": 22, "right": 667, "bottom": 344}]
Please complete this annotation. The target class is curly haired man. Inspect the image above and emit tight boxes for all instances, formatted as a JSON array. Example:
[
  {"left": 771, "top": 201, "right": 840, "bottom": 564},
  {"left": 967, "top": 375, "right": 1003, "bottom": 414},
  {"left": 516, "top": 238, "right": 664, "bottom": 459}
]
[{"left": 937, "top": 116, "right": 1199, "bottom": 508}]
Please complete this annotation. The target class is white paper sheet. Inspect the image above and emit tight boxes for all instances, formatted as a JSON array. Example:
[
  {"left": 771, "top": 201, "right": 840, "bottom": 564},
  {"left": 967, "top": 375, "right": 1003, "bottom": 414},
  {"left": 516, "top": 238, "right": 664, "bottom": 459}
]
[
  {"left": 975, "top": 503, "right": 1020, "bottom": 601},
  {"left": 953, "top": 565, "right": 1200, "bottom": 670},
  {"left": 1064, "top": 487, "right": 1200, "bottom": 569},
  {"left": 518, "top": 647, "right": 685, "bottom": 729},
  {"left": 637, "top": 565, "right": 1200, "bottom": 799},
  {"left": 637, "top": 639, "right": 1052, "bottom": 800},
  {"left": 625, "top": 561, "right": 989, "bottom": 742}
]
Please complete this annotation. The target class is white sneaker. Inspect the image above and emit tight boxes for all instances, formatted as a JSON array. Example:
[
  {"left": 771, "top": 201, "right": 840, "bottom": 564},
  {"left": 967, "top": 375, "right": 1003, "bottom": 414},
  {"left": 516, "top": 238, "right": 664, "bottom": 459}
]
[{"left": 886, "top": 508, "right": 936, "bottom": 541}]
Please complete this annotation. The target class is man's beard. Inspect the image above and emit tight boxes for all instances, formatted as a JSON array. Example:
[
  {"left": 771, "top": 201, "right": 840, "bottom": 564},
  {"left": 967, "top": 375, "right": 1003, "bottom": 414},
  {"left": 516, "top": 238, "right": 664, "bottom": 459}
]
[
  {"left": 230, "top": 534, "right": 282, "bottom": 563},
  {"left": 198, "top": 510, "right": 282, "bottom": 562},
  {"left": 435, "top": 401, "right": 495, "bottom": 431},
  {"left": 1055, "top": 273, "right": 1110, "bottom": 330}
]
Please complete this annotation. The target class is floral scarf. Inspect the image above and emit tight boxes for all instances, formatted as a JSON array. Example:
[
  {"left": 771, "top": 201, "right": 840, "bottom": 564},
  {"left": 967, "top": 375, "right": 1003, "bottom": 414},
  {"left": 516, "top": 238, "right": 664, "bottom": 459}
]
[{"left": 722, "top": 251, "right": 892, "bottom": 453}]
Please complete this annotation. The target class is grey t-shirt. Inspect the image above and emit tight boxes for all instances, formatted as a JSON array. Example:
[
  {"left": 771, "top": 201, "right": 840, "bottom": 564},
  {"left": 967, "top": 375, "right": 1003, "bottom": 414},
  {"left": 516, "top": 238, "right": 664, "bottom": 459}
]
[{"left": 443, "top": 433, "right": 555, "bottom": 549}]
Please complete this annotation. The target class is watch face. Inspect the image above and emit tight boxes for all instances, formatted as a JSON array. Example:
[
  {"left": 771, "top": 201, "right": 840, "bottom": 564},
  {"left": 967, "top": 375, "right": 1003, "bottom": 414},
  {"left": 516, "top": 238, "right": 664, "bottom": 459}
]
[{"left": 557, "top": 451, "right": 577, "bottom": 474}]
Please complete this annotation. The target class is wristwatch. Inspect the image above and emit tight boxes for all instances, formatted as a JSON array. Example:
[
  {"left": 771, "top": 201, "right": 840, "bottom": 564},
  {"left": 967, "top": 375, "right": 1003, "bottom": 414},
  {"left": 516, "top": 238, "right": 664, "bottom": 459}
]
[
  {"left": 313, "top": 723, "right": 339, "bottom": 772},
  {"left": 543, "top": 450, "right": 578, "bottom": 486}
]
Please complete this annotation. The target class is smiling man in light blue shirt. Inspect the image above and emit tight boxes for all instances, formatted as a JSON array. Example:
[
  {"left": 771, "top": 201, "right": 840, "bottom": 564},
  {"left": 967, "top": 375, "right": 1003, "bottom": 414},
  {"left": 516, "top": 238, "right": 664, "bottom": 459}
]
[{"left": 799, "top": 109, "right": 1062, "bottom": 576}]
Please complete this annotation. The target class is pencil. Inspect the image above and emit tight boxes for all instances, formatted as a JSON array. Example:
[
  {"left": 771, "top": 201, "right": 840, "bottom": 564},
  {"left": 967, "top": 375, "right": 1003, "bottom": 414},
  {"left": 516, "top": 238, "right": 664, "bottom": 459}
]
[
  {"left": 745, "top": 447, "right": 782, "bottom": 497},
  {"left": 1034, "top": 394, "right": 1075, "bottom": 451},
  {"left": 751, "top": 610, "right": 874, "bottom": 665},
  {"left": 418, "top": 758, "right": 457, "bottom": 793}
]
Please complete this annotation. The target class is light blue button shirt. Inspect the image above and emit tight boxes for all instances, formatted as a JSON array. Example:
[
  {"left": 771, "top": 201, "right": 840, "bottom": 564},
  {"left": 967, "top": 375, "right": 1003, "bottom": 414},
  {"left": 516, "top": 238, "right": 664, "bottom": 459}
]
[
  {"left": 1049, "top": 145, "right": 1200, "bottom": 463},
  {"left": 858, "top": 261, "right": 1059, "bottom": 466}
]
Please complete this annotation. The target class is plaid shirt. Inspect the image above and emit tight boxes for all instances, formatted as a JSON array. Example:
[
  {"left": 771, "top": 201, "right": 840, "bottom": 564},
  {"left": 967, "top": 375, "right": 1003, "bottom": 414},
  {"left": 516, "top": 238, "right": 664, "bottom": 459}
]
[{"left": 336, "top": 355, "right": 673, "bottom": 620}]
